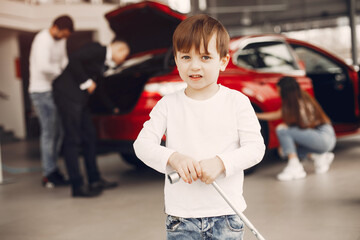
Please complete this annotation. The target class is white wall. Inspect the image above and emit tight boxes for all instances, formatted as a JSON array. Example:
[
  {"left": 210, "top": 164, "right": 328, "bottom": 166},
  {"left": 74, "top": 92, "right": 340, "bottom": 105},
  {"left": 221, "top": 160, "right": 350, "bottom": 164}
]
[{"left": 0, "top": 29, "right": 25, "bottom": 139}]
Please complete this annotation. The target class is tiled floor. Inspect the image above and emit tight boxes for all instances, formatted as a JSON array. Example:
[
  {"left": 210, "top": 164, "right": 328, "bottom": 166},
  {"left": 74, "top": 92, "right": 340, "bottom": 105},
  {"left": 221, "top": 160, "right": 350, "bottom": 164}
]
[{"left": 1, "top": 135, "right": 360, "bottom": 240}]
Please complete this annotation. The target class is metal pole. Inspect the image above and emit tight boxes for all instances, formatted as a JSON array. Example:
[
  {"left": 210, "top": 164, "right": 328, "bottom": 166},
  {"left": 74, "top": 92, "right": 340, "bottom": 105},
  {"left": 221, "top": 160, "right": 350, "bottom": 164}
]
[
  {"left": 168, "top": 172, "right": 266, "bottom": 240},
  {"left": 190, "top": 0, "right": 200, "bottom": 15},
  {"left": 0, "top": 141, "right": 3, "bottom": 183},
  {"left": 349, "top": 0, "right": 358, "bottom": 66},
  {"left": 0, "top": 139, "right": 14, "bottom": 185}
]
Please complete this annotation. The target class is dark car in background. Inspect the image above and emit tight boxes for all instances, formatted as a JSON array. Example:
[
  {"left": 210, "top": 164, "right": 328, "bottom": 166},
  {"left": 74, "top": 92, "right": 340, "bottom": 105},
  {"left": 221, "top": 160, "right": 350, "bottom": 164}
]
[{"left": 90, "top": 1, "right": 360, "bottom": 168}]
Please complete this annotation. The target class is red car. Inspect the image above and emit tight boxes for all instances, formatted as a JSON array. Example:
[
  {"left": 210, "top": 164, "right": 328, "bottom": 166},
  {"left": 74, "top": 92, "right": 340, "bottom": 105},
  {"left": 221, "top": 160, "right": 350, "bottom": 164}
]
[{"left": 91, "top": 1, "right": 360, "bottom": 167}]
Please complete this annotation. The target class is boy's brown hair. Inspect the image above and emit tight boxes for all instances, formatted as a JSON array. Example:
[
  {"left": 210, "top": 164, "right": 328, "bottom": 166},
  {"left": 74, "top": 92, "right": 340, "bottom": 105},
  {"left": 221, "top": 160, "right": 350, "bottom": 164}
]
[{"left": 172, "top": 14, "right": 230, "bottom": 58}]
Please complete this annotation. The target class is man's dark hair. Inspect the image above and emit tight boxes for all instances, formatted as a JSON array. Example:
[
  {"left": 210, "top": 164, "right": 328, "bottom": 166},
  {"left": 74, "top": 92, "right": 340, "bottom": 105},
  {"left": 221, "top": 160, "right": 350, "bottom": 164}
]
[{"left": 53, "top": 15, "right": 74, "bottom": 32}]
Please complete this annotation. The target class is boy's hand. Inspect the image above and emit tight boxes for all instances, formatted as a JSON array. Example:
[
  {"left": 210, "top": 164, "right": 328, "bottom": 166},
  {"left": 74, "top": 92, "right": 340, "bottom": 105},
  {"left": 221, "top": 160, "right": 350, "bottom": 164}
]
[
  {"left": 168, "top": 152, "right": 202, "bottom": 184},
  {"left": 199, "top": 156, "right": 225, "bottom": 184}
]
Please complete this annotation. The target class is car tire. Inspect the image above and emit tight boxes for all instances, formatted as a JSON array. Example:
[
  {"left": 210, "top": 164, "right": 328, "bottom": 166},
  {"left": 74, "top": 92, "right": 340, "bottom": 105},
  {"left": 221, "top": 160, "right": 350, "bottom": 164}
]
[
  {"left": 251, "top": 104, "right": 269, "bottom": 147},
  {"left": 120, "top": 152, "right": 148, "bottom": 169}
]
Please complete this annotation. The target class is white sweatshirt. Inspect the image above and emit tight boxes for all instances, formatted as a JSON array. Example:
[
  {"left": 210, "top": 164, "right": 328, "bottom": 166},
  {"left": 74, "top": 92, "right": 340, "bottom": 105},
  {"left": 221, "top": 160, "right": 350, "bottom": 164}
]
[
  {"left": 133, "top": 85, "right": 265, "bottom": 218},
  {"left": 29, "top": 29, "right": 68, "bottom": 93}
]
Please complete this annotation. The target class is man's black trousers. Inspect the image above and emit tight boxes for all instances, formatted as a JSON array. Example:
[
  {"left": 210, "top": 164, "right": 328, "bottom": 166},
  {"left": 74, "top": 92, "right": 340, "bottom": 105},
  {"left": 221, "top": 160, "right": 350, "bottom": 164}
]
[{"left": 54, "top": 96, "right": 101, "bottom": 189}]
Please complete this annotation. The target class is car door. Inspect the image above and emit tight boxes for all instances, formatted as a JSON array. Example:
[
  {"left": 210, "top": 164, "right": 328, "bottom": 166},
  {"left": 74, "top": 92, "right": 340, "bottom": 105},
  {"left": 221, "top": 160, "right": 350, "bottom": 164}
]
[{"left": 289, "top": 43, "right": 358, "bottom": 124}]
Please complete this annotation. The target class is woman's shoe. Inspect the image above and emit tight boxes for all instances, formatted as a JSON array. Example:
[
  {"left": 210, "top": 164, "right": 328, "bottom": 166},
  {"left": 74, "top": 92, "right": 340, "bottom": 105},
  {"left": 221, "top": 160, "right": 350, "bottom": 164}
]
[
  {"left": 277, "top": 161, "right": 306, "bottom": 181},
  {"left": 311, "top": 152, "right": 334, "bottom": 174}
]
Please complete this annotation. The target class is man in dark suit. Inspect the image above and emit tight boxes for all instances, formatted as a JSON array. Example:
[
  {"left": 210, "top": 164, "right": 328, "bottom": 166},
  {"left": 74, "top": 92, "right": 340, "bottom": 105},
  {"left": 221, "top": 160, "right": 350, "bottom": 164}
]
[{"left": 53, "top": 40, "right": 130, "bottom": 197}]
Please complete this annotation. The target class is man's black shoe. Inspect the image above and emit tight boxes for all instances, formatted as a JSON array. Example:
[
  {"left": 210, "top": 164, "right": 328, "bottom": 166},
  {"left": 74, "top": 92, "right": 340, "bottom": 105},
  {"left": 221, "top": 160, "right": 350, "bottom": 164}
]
[
  {"left": 90, "top": 178, "right": 118, "bottom": 191},
  {"left": 42, "top": 169, "right": 70, "bottom": 188},
  {"left": 72, "top": 185, "right": 102, "bottom": 198}
]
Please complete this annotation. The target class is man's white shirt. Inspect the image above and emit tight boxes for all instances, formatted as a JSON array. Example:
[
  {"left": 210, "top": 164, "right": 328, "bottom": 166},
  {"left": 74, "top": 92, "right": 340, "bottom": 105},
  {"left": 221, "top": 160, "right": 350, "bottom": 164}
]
[{"left": 29, "top": 29, "right": 68, "bottom": 93}]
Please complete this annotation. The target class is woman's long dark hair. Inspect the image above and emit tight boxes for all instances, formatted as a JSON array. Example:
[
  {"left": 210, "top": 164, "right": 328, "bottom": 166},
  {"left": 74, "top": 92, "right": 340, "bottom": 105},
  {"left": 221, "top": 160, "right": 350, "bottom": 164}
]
[{"left": 277, "top": 76, "right": 330, "bottom": 128}]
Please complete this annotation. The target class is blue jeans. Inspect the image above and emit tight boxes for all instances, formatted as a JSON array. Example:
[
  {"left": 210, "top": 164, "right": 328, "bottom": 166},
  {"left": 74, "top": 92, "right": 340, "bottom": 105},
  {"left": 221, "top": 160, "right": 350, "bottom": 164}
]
[
  {"left": 166, "top": 215, "right": 244, "bottom": 240},
  {"left": 276, "top": 124, "right": 336, "bottom": 159},
  {"left": 30, "top": 91, "right": 63, "bottom": 176}
]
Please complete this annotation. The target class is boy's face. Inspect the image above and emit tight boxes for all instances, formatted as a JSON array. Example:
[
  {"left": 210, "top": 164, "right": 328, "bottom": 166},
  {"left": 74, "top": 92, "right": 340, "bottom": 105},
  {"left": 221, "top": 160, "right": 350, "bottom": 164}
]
[{"left": 174, "top": 34, "right": 230, "bottom": 95}]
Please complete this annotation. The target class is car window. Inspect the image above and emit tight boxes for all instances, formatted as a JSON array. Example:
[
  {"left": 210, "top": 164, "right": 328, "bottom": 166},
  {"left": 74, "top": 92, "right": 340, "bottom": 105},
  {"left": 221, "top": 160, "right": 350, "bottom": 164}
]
[
  {"left": 290, "top": 45, "right": 343, "bottom": 74},
  {"left": 234, "top": 41, "right": 299, "bottom": 72}
]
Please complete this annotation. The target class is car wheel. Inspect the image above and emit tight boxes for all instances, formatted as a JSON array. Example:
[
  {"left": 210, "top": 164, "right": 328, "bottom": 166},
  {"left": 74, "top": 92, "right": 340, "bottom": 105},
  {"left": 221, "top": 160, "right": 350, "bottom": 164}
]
[
  {"left": 120, "top": 152, "right": 148, "bottom": 169},
  {"left": 251, "top": 104, "right": 269, "bottom": 147},
  {"left": 258, "top": 119, "right": 269, "bottom": 148},
  {"left": 244, "top": 104, "right": 270, "bottom": 175}
]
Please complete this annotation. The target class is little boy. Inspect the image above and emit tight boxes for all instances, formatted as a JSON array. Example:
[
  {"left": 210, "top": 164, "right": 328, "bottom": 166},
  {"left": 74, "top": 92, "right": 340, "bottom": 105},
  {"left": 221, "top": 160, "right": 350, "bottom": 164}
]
[{"left": 134, "top": 14, "right": 265, "bottom": 239}]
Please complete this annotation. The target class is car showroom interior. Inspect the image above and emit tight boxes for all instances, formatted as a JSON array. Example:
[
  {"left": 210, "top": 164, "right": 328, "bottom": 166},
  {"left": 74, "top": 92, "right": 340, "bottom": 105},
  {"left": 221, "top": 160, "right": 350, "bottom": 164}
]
[{"left": 0, "top": 0, "right": 359, "bottom": 239}]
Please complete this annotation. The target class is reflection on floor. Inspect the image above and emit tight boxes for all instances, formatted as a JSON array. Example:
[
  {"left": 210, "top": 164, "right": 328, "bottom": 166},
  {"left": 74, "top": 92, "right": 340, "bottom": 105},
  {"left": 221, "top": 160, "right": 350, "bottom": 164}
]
[{"left": 0, "top": 135, "right": 360, "bottom": 240}]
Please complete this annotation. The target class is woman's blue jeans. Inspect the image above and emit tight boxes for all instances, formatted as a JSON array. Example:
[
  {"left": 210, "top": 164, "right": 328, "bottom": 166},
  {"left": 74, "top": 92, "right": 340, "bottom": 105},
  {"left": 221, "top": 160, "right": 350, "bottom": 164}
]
[
  {"left": 276, "top": 123, "right": 336, "bottom": 160},
  {"left": 166, "top": 215, "right": 244, "bottom": 240},
  {"left": 30, "top": 91, "right": 63, "bottom": 176}
]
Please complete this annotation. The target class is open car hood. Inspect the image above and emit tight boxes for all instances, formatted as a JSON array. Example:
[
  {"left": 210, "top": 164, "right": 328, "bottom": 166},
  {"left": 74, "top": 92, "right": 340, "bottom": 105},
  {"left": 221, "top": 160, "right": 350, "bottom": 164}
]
[{"left": 105, "top": 1, "right": 186, "bottom": 55}]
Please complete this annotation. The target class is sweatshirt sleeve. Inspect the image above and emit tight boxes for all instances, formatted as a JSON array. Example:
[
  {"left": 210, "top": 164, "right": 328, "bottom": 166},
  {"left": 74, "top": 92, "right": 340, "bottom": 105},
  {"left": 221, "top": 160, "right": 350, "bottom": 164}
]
[
  {"left": 67, "top": 43, "right": 105, "bottom": 85},
  {"left": 133, "top": 97, "right": 176, "bottom": 174},
  {"left": 217, "top": 95, "right": 266, "bottom": 177}
]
